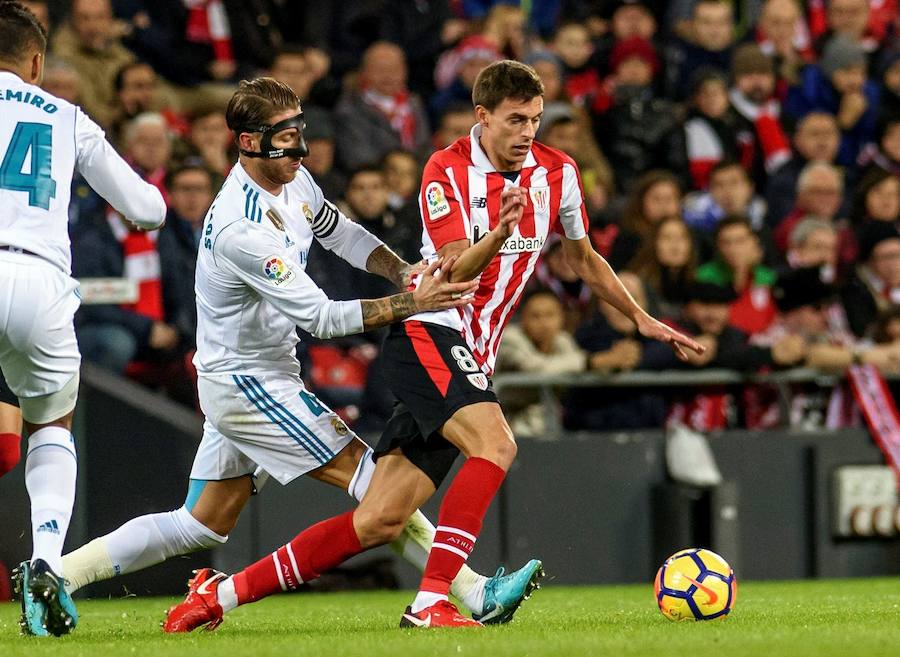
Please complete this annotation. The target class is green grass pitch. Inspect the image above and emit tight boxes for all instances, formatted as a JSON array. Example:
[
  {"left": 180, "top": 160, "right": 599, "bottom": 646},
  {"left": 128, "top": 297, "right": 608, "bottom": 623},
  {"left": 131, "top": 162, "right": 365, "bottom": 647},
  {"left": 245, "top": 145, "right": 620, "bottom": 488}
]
[{"left": 1, "top": 579, "right": 899, "bottom": 657}]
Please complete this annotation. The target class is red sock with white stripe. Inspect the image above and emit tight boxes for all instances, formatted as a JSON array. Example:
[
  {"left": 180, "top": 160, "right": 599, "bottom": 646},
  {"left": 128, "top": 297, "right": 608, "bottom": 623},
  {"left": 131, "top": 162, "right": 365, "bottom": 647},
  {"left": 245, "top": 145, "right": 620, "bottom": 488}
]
[
  {"left": 220, "top": 511, "right": 362, "bottom": 610},
  {"left": 411, "top": 457, "right": 506, "bottom": 613}
]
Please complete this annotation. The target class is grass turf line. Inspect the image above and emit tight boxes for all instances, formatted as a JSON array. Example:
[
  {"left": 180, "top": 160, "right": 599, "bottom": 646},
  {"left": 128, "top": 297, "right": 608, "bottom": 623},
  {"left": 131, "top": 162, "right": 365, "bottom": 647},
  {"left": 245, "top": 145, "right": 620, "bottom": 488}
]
[{"left": 1, "top": 579, "right": 899, "bottom": 657}]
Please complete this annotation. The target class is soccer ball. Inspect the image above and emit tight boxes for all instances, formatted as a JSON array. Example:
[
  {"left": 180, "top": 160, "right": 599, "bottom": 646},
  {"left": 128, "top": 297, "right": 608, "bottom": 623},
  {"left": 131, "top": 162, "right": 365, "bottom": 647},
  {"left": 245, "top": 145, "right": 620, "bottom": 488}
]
[{"left": 654, "top": 548, "right": 737, "bottom": 621}]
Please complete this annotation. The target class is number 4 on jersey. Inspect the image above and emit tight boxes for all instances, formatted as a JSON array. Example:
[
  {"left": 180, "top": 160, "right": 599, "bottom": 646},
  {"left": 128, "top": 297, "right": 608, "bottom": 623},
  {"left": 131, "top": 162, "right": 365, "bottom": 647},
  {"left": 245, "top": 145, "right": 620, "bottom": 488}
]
[{"left": 0, "top": 122, "right": 57, "bottom": 210}]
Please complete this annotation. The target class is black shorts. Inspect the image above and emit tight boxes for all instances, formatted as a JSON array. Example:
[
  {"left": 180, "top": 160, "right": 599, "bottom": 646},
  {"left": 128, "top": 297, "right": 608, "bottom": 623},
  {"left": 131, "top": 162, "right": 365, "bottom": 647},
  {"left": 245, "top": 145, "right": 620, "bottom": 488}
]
[
  {"left": 374, "top": 320, "right": 498, "bottom": 487},
  {"left": 0, "top": 372, "right": 17, "bottom": 407}
]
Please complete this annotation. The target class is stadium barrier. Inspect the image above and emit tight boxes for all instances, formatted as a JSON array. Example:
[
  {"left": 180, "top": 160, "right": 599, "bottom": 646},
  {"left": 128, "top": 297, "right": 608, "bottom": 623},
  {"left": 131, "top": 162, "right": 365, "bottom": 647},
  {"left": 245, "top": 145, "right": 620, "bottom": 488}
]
[{"left": 2, "top": 366, "right": 899, "bottom": 596}]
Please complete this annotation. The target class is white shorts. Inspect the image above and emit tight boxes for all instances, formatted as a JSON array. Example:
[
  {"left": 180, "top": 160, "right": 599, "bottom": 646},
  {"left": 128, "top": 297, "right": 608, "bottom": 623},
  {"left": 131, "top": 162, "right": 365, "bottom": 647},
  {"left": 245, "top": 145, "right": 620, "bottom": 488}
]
[
  {"left": 191, "top": 371, "right": 355, "bottom": 485},
  {"left": 0, "top": 252, "right": 81, "bottom": 421}
]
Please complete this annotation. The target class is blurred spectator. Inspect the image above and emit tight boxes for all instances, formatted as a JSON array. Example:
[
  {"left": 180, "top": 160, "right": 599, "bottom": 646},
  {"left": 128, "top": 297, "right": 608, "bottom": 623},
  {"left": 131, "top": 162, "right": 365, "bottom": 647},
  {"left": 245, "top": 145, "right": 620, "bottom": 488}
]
[
  {"left": 379, "top": 0, "right": 465, "bottom": 98},
  {"left": 594, "top": 0, "right": 659, "bottom": 78},
  {"left": 382, "top": 150, "right": 420, "bottom": 212},
  {"left": 41, "top": 56, "right": 81, "bottom": 105},
  {"left": 481, "top": 4, "right": 528, "bottom": 61},
  {"left": 663, "top": 68, "right": 739, "bottom": 190},
  {"left": 850, "top": 168, "right": 900, "bottom": 226},
  {"left": 596, "top": 37, "right": 675, "bottom": 192},
  {"left": 665, "top": 0, "right": 736, "bottom": 101},
  {"left": 335, "top": 41, "right": 431, "bottom": 170},
  {"left": 606, "top": 170, "right": 682, "bottom": 270},
  {"left": 785, "top": 34, "right": 880, "bottom": 167},
  {"left": 123, "top": 112, "right": 174, "bottom": 201},
  {"left": 684, "top": 160, "right": 768, "bottom": 234},
  {"left": 784, "top": 218, "right": 839, "bottom": 279},
  {"left": 462, "top": 0, "right": 560, "bottom": 38},
  {"left": 269, "top": 44, "right": 340, "bottom": 109},
  {"left": 338, "top": 165, "right": 421, "bottom": 264},
  {"left": 773, "top": 162, "right": 855, "bottom": 266},
  {"left": 696, "top": 215, "right": 778, "bottom": 335},
  {"left": 858, "top": 117, "right": 900, "bottom": 178},
  {"left": 565, "top": 272, "right": 671, "bottom": 430},
  {"left": 185, "top": 105, "right": 233, "bottom": 177},
  {"left": 872, "top": 306, "right": 900, "bottom": 344},
  {"left": 432, "top": 35, "right": 502, "bottom": 123},
  {"left": 818, "top": 0, "right": 890, "bottom": 58},
  {"left": 552, "top": 22, "right": 604, "bottom": 114},
  {"left": 301, "top": 106, "right": 346, "bottom": 202},
  {"left": 532, "top": 238, "right": 594, "bottom": 331},
  {"left": 539, "top": 112, "right": 614, "bottom": 216},
  {"left": 220, "top": 0, "right": 285, "bottom": 74},
  {"left": 842, "top": 221, "right": 900, "bottom": 337},
  {"left": 52, "top": 0, "right": 135, "bottom": 129},
  {"left": 433, "top": 103, "right": 474, "bottom": 150},
  {"left": 72, "top": 213, "right": 178, "bottom": 377},
  {"left": 111, "top": 61, "right": 188, "bottom": 145},
  {"left": 628, "top": 216, "right": 698, "bottom": 318},
  {"left": 728, "top": 43, "right": 792, "bottom": 188},
  {"left": 765, "top": 112, "right": 842, "bottom": 225},
  {"left": 496, "top": 289, "right": 587, "bottom": 437},
  {"left": 754, "top": 0, "right": 815, "bottom": 93}
]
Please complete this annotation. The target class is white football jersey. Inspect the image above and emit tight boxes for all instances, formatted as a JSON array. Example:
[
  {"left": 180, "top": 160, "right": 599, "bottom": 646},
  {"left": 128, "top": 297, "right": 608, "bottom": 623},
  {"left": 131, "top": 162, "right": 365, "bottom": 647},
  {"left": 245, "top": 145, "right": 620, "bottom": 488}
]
[
  {"left": 194, "top": 162, "right": 384, "bottom": 376},
  {"left": 0, "top": 71, "right": 165, "bottom": 274}
]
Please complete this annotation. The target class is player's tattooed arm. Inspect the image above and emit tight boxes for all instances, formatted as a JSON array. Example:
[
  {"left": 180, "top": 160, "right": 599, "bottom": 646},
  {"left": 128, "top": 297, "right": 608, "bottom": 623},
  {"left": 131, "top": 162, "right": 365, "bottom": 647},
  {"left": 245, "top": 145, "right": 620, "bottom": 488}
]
[
  {"left": 360, "top": 293, "right": 418, "bottom": 331},
  {"left": 365, "top": 245, "right": 415, "bottom": 290},
  {"left": 359, "top": 257, "right": 477, "bottom": 330}
]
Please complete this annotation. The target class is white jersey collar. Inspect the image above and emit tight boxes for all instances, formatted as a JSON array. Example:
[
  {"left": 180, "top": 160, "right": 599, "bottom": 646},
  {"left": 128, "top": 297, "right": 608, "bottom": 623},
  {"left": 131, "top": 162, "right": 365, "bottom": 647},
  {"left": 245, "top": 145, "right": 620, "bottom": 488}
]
[{"left": 468, "top": 123, "right": 536, "bottom": 175}]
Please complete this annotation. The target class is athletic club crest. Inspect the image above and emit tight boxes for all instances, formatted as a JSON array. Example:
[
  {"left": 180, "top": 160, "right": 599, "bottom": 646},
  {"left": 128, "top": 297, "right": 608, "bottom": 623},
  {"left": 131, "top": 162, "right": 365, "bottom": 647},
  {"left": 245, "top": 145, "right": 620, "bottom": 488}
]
[
  {"left": 529, "top": 186, "right": 549, "bottom": 212},
  {"left": 467, "top": 373, "right": 488, "bottom": 391}
]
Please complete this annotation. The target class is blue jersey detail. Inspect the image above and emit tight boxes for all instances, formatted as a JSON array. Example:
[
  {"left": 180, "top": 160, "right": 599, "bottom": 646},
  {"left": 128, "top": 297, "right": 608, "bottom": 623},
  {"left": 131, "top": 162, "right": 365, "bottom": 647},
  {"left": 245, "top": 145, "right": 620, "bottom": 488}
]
[{"left": 0, "top": 122, "right": 57, "bottom": 209}]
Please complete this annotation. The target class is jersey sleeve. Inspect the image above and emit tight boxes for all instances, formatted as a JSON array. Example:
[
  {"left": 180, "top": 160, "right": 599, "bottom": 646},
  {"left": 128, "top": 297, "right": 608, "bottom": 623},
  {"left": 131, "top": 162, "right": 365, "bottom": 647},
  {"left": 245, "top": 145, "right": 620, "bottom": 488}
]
[
  {"left": 73, "top": 108, "right": 166, "bottom": 229},
  {"left": 215, "top": 221, "right": 364, "bottom": 339},
  {"left": 419, "top": 157, "right": 469, "bottom": 251},
  {"left": 303, "top": 171, "right": 385, "bottom": 270},
  {"left": 555, "top": 162, "right": 589, "bottom": 240}
]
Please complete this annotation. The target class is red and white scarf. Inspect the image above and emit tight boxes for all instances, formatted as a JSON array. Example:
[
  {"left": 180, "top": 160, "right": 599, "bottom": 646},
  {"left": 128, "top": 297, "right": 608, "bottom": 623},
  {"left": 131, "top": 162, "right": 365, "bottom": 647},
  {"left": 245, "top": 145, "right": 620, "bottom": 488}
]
[
  {"left": 183, "top": 0, "right": 234, "bottom": 64},
  {"left": 108, "top": 211, "right": 164, "bottom": 322},
  {"left": 361, "top": 87, "right": 417, "bottom": 150},
  {"left": 847, "top": 364, "right": 900, "bottom": 489},
  {"left": 728, "top": 90, "right": 791, "bottom": 174}
]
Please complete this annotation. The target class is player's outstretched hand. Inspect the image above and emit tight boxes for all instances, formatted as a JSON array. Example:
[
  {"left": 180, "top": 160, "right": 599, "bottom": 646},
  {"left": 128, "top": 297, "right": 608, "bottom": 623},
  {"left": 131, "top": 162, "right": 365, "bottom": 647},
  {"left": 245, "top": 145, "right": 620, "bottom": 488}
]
[
  {"left": 497, "top": 187, "right": 526, "bottom": 238},
  {"left": 413, "top": 257, "right": 478, "bottom": 312},
  {"left": 636, "top": 315, "right": 705, "bottom": 362}
]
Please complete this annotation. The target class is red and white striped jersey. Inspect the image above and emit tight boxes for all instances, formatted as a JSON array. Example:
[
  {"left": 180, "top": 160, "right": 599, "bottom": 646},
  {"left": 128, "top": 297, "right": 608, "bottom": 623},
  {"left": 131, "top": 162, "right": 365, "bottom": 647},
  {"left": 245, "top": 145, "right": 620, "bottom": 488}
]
[{"left": 408, "top": 124, "right": 589, "bottom": 375}]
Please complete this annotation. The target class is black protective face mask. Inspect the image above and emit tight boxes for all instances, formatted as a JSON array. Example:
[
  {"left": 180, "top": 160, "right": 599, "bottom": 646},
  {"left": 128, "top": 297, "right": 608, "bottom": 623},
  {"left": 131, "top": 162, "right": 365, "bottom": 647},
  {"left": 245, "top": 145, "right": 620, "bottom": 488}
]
[{"left": 239, "top": 112, "right": 309, "bottom": 159}]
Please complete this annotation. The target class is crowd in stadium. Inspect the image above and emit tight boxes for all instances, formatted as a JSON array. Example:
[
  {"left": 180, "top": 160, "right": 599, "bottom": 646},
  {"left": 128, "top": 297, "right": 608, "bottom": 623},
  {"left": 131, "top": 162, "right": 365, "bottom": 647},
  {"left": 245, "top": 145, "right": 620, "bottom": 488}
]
[{"left": 24, "top": 0, "right": 900, "bottom": 435}]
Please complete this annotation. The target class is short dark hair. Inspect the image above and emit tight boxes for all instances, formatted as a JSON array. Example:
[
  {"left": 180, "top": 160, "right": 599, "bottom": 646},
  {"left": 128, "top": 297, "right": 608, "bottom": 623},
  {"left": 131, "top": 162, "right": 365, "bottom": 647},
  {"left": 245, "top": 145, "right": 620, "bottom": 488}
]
[
  {"left": 709, "top": 159, "right": 749, "bottom": 180},
  {"left": 347, "top": 164, "right": 384, "bottom": 184},
  {"left": 225, "top": 77, "right": 299, "bottom": 135},
  {"left": 714, "top": 214, "right": 753, "bottom": 241},
  {"left": 472, "top": 60, "right": 544, "bottom": 111},
  {"left": 114, "top": 61, "right": 153, "bottom": 93},
  {"left": 0, "top": 1, "right": 47, "bottom": 62},
  {"left": 166, "top": 158, "right": 213, "bottom": 190},
  {"left": 520, "top": 286, "right": 561, "bottom": 309}
]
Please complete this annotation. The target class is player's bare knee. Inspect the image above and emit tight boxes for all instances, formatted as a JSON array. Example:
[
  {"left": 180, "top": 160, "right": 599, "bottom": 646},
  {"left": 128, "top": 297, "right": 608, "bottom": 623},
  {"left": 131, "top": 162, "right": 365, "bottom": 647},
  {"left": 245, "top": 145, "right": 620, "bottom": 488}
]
[
  {"left": 353, "top": 506, "right": 406, "bottom": 547},
  {"left": 487, "top": 434, "right": 517, "bottom": 470}
]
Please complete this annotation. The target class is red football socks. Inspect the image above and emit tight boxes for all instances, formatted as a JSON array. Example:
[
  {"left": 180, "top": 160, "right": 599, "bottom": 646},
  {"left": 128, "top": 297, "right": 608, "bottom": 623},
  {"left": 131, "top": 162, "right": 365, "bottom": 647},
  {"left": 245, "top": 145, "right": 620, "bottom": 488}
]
[
  {"left": 0, "top": 433, "right": 21, "bottom": 477},
  {"left": 419, "top": 457, "right": 506, "bottom": 595},
  {"left": 233, "top": 510, "right": 362, "bottom": 605}
]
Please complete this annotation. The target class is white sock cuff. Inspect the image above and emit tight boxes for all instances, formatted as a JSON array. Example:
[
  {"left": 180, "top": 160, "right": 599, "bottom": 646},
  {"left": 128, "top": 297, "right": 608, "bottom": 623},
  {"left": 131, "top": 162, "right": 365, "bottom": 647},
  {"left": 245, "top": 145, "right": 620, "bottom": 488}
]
[
  {"left": 27, "top": 427, "right": 76, "bottom": 460},
  {"left": 348, "top": 447, "right": 376, "bottom": 501},
  {"left": 173, "top": 506, "right": 228, "bottom": 545}
]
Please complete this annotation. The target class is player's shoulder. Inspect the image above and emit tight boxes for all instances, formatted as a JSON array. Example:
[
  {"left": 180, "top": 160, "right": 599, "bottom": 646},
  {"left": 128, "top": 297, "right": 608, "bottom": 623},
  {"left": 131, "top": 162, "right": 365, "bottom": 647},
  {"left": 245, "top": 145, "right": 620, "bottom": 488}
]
[
  {"left": 0, "top": 73, "right": 76, "bottom": 119},
  {"left": 426, "top": 134, "right": 474, "bottom": 170},
  {"left": 530, "top": 140, "right": 577, "bottom": 172}
]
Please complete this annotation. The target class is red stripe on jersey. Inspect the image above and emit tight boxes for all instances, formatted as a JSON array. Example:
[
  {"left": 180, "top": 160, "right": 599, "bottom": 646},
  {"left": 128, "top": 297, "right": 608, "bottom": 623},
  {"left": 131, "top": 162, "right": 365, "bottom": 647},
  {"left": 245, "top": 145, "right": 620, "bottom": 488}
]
[
  {"left": 405, "top": 321, "right": 452, "bottom": 397},
  {"left": 517, "top": 168, "right": 536, "bottom": 237}
]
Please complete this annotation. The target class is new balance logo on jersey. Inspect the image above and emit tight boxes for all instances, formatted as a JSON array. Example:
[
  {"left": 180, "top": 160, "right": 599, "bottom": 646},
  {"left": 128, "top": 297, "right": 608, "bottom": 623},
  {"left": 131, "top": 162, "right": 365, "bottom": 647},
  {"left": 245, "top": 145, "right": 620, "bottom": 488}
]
[
  {"left": 37, "top": 520, "right": 59, "bottom": 534},
  {"left": 470, "top": 197, "right": 487, "bottom": 209}
]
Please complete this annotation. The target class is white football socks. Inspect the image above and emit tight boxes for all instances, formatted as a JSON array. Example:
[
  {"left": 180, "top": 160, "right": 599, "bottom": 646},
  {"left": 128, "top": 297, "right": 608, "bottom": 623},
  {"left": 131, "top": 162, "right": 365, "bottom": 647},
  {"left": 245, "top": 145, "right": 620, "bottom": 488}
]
[
  {"left": 216, "top": 577, "right": 238, "bottom": 612},
  {"left": 348, "top": 450, "right": 488, "bottom": 614},
  {"left": 62, "top": 506, "right": 227, "bottom": 593},
  {"left": 25, "top": 427, "right": 77, "bottom": 575}
]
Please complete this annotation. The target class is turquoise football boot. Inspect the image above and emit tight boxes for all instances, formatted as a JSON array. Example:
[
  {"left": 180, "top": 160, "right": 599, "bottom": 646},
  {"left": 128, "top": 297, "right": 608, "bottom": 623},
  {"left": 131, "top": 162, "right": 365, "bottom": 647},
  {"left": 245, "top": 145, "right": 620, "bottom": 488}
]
[
  {"left": 13, "top": 560, "right": 49, "bottom": 637},
  {"left": 474, "top": 559, "right": 544, "bottom": 625},
  {"left": 26, "top": 559, "right": 78, "bottom": 636}
]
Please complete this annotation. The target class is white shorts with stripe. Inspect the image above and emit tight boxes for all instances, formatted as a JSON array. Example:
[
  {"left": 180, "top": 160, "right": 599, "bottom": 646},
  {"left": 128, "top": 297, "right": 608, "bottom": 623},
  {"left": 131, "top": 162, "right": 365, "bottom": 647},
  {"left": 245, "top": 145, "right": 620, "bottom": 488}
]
[
  {"left": 0, "top": 252, "right": 81, "bottom": 421},
  {"left": 191, "top": 372, "right": 355, "bottom": 485}
]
